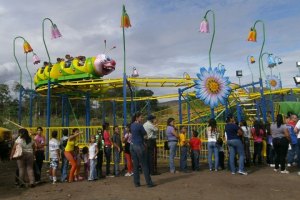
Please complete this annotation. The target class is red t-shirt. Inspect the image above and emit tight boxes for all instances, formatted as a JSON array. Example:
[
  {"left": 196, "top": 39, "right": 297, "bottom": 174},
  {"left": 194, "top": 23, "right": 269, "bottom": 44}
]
[
  {"left": 189, "top": 137, "right": 201, "bottom": 150},
  {"left": 103, "top": 130, "right": 112, "bottom": 147}
]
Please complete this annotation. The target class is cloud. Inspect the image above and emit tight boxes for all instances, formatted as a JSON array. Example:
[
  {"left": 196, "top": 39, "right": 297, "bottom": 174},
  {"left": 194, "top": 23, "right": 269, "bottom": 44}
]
[{"left": 0, "top": 0, "right": 299, "bottom": 100}]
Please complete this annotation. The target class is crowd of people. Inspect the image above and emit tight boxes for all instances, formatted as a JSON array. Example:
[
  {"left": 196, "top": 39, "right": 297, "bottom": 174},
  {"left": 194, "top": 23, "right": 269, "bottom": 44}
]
[{"left": 8, "top": 112, "right": 300, "bottom": 188}]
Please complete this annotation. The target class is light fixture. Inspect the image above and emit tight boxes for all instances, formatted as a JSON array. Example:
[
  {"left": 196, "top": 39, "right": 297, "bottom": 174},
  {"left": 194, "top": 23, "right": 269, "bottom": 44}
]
[
  {"left": 276, "top": 57, "right": 283, "bottom": 65},
  {"left": 296, "top": 61, "right": 300, "bottom": 68},
  {"left": 23, "top": 41, "right": 33, "bottom": 53},
  {"left": 131, "top": 67, "right": 139, "bottom": 77},
  {"left": 183, "top": 72, "right": 191, "bottom": 80},
  {"left": 236, "top": 70, "right": 243, "bottom": 77},
  {"left": 250, "top": 56, "right": 255, "bottom": 64},
  {"left": 267, "top": 54, "right": 276, "bottom": 68},
  {"left": 32, "top": 52, "right": 40, "bottom": 65},
  {"left": 247, "top": 28, "right": 256, "bottom": 42},
  {"left": 51, "top": 24, "right": 62, "bottom": 39},
  {"left": 199, "top": 19, "right": 209, "bottom": 33},
  {"left": 294, "top": 76, "right": 300, "bottom": 85}
]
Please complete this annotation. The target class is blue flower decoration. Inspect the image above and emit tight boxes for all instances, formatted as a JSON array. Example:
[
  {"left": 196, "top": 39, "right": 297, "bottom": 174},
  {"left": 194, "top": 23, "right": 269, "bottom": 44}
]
[
  {"left": 265, "top": 75, "right": 281, "bottom": 90},
  {"left": 194, "top": 66, "right": 231, "bottom": 108}
]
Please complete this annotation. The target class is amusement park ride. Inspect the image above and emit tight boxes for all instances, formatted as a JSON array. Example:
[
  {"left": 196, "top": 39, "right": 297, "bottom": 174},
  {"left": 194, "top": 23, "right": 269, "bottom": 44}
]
[{"left": 10, "top": 7, "right": 300, "bottom": 131}]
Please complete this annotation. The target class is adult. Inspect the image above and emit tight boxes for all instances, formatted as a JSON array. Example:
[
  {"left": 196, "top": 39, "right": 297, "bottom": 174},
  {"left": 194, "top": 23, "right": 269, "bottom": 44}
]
[
  {"left": 10, "top": 128, "right": 36, "bottom": 187},
  {"left": 64, "top": 128, "right": 82, "bottom": 182},
  {"left": 251, "top": 120, "right": 265, "bottom": 165},
  {"left": 206, "top": 118, "right": 219, "bottom": 171},
  {"left": 103, "top": 122, "right": 113, "bottom": 177},
  {"left": 34, "top": 127, "right": 45, "bottom": 182},
  {"left": 130, "top": 112, "right": 155, "bottom": 187},
  {"left": 240, "top": 120, "right": 251, "bottom": 167},
  {"left": 271, "top": 114, "right": 290, "bottom": 173},
  {"left": 166, "top": 117, "right": 179, "bottom": 174},
  {"left": 225, "top": 115, "right": 247, "bottom": 175},
  {"left": 60, "top": 129, "right": 69, "bottom": 182},
  {"left": 143, "top": 114, "right": 159, "bottom": 175}
]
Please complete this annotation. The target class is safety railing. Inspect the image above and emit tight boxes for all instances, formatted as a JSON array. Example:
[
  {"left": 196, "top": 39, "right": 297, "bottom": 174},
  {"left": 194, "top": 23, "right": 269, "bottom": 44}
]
[{"left": 25, "top": 123, "right": 260, "bottom": 166}]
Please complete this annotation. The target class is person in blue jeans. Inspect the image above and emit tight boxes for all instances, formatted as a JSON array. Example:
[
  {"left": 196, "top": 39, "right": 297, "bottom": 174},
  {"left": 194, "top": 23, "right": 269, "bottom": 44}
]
[
  {"left": 206, "top": 118, "right": 219, "bottom": 171},
  {"left": 112, "top": 126, "right": 122, "bottom": 177},
  {"left": 225, "top": 114, "right": 247, "bottom": 175},
  {"left": 130, "top": 112, "right": 155, "bottom": 188},
  {"left": 179, "top": 126, "right": 188, "bottom": 172},
  {"left": 60, "top": 129, "right": 69, "bottom": 182},
  {"left": 166, "top": 117, "right": 179, "bottom": 173}
]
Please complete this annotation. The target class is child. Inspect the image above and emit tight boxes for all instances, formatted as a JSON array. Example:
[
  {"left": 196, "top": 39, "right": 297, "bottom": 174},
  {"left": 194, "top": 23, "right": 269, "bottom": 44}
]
[
  {"left": 49, "top": 130, "right": 60, "bottom": 184},
  {"left": 82, "top": 146, "right": 89, "bottom": 179},
  {"left": 179, "top": 126, "right": 189, "bottom": 172},
  {"left": 95, "top": 128, "right": 105, "bottom": 179},
  {"left": 112, "top": 126, "right": 123, "bottom": 176},
  {"left": 122, "top": 125, "right": 133, "bottom": 176},
  {"left": 189, "top": 130, "right": 201, "bottom": 171},
  {"left": 217, "top": 137, "right": 225, "bottom": 170},
  {"left": 88, "top": 135, "right": 98, "bottom": 181},
  {"left": 74, "top": 146, "right": 83, "bottom": 181}
]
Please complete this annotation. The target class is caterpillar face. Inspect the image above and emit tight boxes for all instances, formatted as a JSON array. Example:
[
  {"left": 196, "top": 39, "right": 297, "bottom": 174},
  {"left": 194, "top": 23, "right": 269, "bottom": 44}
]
[{"left": 94, "top": 54, "right": 116, "bottom": 76}]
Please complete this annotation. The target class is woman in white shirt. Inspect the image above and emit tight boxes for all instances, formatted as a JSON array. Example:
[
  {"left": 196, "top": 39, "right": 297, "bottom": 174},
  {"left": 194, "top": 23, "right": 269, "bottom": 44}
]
[
  {"left": 206, "top": 118, "right": 219, "bottom": 171},
  {"left": 240, "top": 120, "right": 251, "bottom": 167}
]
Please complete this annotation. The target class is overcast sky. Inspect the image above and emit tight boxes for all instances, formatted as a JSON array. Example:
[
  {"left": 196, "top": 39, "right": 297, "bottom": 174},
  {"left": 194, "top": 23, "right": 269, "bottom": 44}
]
[{"left": 1, "top": 0, "right": 299, "bottom": 100}]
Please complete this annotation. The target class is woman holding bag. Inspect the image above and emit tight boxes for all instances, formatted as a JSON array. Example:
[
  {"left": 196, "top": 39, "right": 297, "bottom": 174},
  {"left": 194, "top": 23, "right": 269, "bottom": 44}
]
[{"left": 10, "top": 128, "right": 36, "bottom": 188}]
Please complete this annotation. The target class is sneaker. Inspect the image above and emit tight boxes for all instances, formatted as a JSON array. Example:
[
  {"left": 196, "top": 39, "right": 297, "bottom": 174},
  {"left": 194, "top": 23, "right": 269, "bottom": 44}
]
[
  {"left": 107, "top": 174, "right": 115, "bottom": 177},
  {"left": 269, "top": 164, "right": 275, "bottom": 167},
  {"left": 129, "top": 172, "right": 134, "bottom": 176},
  {"left": 297, "top": 171, "right": 300, "bottom": 176},
  {"left": 287, "top": 163, "right": 291, "bottom": 167},
  {"left": 124, "top": 172, "right": 131, "bottom": 177},
  {"left": 231, "top": 172, "right": 236, "bottom": 175},
  {"left": 274, "top": 168, "right": 279, "bottom": 172},
  {"left": 280, "top": 170, "right": 289, "bottom": 174},
  {"left": 238, "top": 171, "right": 248, "bottom": 175},
  {"left": 52, "top": 181, "right": 57, "bottom": 185}
]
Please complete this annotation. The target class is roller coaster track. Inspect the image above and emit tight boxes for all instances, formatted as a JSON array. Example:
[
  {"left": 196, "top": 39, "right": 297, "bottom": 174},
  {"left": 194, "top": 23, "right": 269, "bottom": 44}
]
[{"left": 34, "top": 76, "right": 300, "bottom": 120}]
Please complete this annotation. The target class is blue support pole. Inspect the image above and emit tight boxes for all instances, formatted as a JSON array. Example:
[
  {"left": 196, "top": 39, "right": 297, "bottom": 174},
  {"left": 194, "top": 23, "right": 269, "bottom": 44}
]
[
  {"left": 255, "top": 100, "right": 260, "bottom": 120},
  {"left": 259, "top": 78, "right": 267, "bottom": 122},
  {"left": 237, "top": 102, "right": 242, "bottom": 123},
  {"left": 178, "top": 88, "right": 182, "bottom": 124},
  {"left": 123, "top": 73, "right": 127, "bottom": 129},
  {"left": 112, "top": 100, "right": 116, "bottom": 126},
  {"left": 130, "top": 89, "right": 134, "bottom": 117},
  {"left": 46, "top": 80, "right": 51, "bottom": 161},
  {"left": 66, "top": 96, "right": 70, "bottom": 127},
  {"left": 85, "top": 93, "right": 90, "bottom": 143},
  {"left": 210, "top": 108, "right": 215, "bottom": 119}
]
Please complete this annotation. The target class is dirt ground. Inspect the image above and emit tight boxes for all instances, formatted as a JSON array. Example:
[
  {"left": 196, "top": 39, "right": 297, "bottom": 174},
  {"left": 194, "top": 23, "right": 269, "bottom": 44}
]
[{"left": 0, "top": 160, "right": 299, "bottom": 200}]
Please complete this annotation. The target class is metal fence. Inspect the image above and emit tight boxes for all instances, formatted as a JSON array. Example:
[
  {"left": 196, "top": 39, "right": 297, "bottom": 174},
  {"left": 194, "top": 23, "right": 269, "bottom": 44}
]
[{"left": 27, "top": 123, "right": 258, "bottom": 164}]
